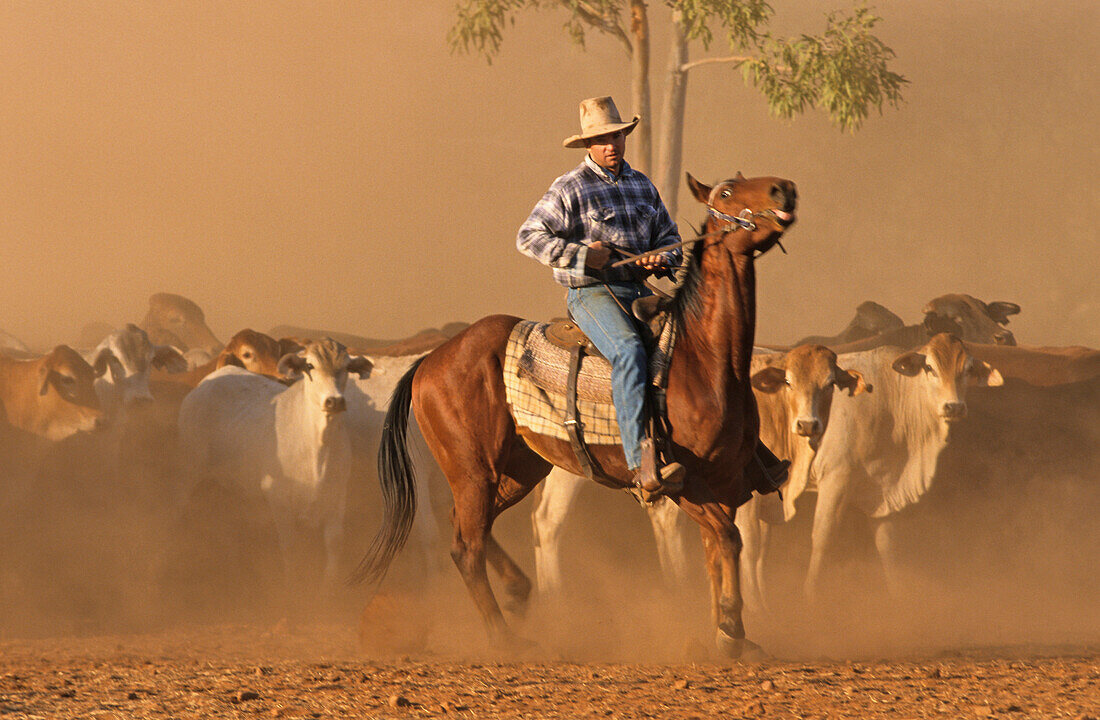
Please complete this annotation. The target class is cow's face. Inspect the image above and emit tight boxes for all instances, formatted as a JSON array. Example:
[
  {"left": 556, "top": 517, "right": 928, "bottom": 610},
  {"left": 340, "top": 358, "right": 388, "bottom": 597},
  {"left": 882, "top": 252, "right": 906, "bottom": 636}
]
[
  {"left": 892, "top": 333, "right": 1004, "bottom": 423},
  {"left": 216, "top": 329, "right": 301, "bottom": 378},
  {"left": 752, "top": 345, "right": 869, "bottom": 446},
  {"left": 922, "top": 294, "right": 1019, "bottom": 346},
  {"left": 141, "top": 292, "right": 223, "bottom": 355},
  {"left": 37, "top": 345, "right": 106, "bottom": 440},
  {"left": 276, "top": 338, "right": 372, "bottom": 417},
  {"left": 91, "top": 324, "right": 187, "bottom": 409}
]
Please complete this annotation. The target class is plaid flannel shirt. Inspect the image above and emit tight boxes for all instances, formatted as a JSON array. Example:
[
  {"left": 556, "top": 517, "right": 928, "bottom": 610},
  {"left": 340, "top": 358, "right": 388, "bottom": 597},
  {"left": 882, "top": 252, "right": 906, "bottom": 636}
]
[{"left": 517, "top": 156, "right": 682, "bottom": 288}]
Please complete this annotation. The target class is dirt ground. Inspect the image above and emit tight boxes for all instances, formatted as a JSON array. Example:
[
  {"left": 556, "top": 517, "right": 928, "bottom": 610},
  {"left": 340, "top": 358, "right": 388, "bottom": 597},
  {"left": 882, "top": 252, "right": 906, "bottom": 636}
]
[
  {"left": 0, "top": 624, "right": 1097, "bottom": 720},
  {"left": 2, "top": 417, "right": 1098, "bottom": 719}
]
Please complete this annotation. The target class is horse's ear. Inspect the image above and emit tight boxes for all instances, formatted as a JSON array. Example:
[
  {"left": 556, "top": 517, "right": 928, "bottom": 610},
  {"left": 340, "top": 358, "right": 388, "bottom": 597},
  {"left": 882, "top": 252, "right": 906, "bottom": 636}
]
[
  {"left": 686, "top": 173, "right": 711, "bottom": 204},
  {"left": 735, "top": 171, "right": 745, "bottom": 181}
]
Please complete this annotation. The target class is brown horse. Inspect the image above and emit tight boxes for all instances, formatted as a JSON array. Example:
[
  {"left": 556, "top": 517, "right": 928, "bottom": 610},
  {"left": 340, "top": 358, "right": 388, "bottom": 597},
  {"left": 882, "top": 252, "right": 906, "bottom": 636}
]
[{"left": 355, "top": 172, "right": 798, "bottom": 658}]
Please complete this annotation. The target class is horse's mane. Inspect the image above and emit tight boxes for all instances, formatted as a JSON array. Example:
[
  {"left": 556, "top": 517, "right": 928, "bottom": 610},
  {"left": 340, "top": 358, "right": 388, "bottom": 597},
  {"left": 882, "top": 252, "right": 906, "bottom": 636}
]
[{"left": 667, "top": 216, "right": 710, "bottom": 323}]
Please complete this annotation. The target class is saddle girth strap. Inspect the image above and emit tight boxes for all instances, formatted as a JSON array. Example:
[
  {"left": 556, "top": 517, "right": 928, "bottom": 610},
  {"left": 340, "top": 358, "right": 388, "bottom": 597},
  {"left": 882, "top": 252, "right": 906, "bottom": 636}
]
[{"left": 564, "top": 344, "right": 619, "bottom": 489}]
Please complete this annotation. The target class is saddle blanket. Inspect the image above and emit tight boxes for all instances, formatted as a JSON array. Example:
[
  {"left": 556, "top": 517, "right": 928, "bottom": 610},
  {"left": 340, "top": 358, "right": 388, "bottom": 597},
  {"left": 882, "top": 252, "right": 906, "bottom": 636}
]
[{"left": 503, "top": 320, "right": 622, "bottom": 445}]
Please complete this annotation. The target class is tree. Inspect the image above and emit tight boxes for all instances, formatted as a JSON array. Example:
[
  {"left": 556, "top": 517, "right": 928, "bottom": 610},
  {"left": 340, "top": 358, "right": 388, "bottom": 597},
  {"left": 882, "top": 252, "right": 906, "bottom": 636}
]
[{"left": 449, "top": 1, "right": 906, "bottom": 216}]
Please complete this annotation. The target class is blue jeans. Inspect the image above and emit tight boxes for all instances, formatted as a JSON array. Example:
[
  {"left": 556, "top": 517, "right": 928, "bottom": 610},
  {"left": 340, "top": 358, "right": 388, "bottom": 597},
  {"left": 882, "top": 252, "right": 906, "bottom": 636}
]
[{"left": 566, "top": 283, "right": 651, "bottom": 469}]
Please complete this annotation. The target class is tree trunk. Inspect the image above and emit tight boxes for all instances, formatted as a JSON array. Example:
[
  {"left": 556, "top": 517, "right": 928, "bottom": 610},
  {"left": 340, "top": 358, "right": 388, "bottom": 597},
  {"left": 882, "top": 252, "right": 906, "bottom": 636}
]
[
  {"left": 656, "top": 10, "right": 688, "bottom": 218},
  {"left": 629, "top": 0, "right": 651, "bottom": 176}
]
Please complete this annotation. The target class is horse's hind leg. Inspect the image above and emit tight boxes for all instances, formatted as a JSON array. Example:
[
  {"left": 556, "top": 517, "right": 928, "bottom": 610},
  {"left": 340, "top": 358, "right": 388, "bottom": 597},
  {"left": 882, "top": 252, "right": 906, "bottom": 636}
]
[
  {"left": 484, "top": 472, "right": 545, "bottom": 617},
  {"left": 448, "top": 492, "right": 511, "bottom": 643},
  {"left": 486, "top": 533, "right": 531, "bottom": 616}
]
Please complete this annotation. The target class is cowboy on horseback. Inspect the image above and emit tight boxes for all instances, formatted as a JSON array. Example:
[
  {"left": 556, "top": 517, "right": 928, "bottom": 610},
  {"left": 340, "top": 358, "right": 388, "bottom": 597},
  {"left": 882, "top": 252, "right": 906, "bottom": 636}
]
[
  {"left": 517, "top": 96, "right": 789, "bottom": 497},
  {"left": 516, "top": 96, "right": 684, "bottom": 495}
]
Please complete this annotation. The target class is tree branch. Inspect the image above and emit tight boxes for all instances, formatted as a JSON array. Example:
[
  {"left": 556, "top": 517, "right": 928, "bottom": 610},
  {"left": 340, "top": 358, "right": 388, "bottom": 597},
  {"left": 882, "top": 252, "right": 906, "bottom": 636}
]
[
  {"left": 679, "top": 55, "right": 752, "bottom": 72},
  {"left": 564, "top": 0, "right": 633, "bottom": 55}
]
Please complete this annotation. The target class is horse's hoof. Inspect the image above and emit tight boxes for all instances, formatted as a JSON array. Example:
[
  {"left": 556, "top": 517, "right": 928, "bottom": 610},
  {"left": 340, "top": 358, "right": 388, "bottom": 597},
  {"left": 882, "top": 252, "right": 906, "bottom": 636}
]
[{"left": 715, "top": 628, "right": 769, "bottom": 662}]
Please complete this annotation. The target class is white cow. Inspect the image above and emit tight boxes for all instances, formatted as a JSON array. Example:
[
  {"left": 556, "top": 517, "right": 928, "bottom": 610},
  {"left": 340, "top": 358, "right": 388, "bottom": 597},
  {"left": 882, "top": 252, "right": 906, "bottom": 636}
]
[
  {"left": 799, "top": 332, "right": 1002, "bottom": 600},
  {"left": 531, "top": 345, "right": 868, "bottom": 610},
  {"left": 86, "top": 324, "right": 188, "bottom": 424},
  {"left": 178, "top": 338, "right": 372, "bottom": 588}
]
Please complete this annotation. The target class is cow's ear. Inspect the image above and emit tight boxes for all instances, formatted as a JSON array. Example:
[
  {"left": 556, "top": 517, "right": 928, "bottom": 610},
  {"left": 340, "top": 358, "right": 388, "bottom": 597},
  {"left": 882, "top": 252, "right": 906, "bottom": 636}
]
[
  {"left": 922, "top": 312, "right": 960, "bottom": 337},
  {"left": 276, "top": 352, "right": 310, "bottom": 380},
  {"left": 278, "top": 338, "right": 305, "bottom": 357},
  {"left": 38, "top": 363, "right": 52, "bottom": 396},
  {"left": 347, "top": 355, "right": 373, "bottom": 379},
  {"left": 686, "top": 173, "right": 711, "bottom": 204},
  {"left": 971, "top": 360, "right": 1004, "bottom": 387},
  {"left": 91, "top": 347, "right": 115, "bottom": 378},
  {"left": 835, "top": 368, "right": 871, "bottom": 396},
  {"left": 986, "top": 301, "right": 1021, "bottom": 325},
  {"left": 892, "top": 351, "right": 927, "bottom": 377},
  {"left": 152, "top": 345, "right": 188, "bottom": 373},
  {"left": 750, "top": 366, "right": 787, "bottom": 394},
  {"left": 217, "top": 351, "right": 244, "bottom": 369}
]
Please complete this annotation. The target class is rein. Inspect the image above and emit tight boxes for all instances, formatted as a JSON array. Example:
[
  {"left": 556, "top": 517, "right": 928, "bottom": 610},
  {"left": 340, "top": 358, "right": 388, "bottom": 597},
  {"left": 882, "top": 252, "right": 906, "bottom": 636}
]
[{"left": 607, "top": 204, "right": 787, "bottom": 270}]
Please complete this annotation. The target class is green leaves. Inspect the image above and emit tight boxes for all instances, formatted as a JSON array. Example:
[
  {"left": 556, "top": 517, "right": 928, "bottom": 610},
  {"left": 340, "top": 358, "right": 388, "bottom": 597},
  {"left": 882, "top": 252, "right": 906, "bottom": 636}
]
[
  {"left": 740, "top": 6, "right": 907, "bottom": 131},
  {"left": 448, "top": 0, "right": 535, "bottom": 61},
  {"left": 448, "top": 1, "right": 907, "bottom": 132},
  {"left": 449, "top": 0, "right": 627, "bottom": 60},
  {"left": 674, "top": 0, "right": 773, "bottom": 50}
]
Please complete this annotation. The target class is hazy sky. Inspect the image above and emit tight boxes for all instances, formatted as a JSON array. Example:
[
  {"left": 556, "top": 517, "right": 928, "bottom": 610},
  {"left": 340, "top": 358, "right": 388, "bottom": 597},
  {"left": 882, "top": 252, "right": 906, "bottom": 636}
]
[{"left": 1, "top": 1, "right": 1096, "bottom": 350}]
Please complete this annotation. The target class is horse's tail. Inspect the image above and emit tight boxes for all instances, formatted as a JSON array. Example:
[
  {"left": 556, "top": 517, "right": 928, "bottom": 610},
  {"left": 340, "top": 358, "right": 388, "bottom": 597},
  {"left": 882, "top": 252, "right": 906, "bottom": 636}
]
[{"left": 349, "top": 355, "right": 427, "bottom": 586}]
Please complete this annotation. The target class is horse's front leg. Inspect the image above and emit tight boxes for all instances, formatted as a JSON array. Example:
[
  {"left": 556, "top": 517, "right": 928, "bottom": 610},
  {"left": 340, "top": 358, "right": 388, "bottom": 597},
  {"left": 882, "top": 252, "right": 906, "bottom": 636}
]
[{"left": 677, "top": 492, "right": 764, "bottom": 660}]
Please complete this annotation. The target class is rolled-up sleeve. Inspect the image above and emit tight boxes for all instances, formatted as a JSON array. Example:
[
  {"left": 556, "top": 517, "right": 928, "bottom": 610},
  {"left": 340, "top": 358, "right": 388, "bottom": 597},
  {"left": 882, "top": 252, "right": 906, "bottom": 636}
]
[{"left": 516, "top": 184, "right": 589, "bottom": 283}]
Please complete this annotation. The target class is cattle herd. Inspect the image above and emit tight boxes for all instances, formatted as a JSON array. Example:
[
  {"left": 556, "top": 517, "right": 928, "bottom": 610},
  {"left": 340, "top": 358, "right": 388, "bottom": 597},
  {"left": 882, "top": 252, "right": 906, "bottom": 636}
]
[{"left": 0, "top": 291, "right": 1097, "bottom": 650}]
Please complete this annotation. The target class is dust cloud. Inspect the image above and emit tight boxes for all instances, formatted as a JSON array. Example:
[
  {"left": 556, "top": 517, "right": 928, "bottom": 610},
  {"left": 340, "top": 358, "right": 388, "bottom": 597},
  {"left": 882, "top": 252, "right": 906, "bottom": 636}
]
[{"left": 0, "top": 1, "right": 1097, "bottom": 661}]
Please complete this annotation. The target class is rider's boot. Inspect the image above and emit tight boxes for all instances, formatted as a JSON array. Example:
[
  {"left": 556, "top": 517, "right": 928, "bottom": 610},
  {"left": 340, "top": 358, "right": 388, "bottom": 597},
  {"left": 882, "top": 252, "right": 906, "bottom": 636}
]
[
  {"left": 633, "top": 438, "right": 685, "bottom": 496},
  {"left": 748, "top": 442, "right": 790, "bottom": 495}
]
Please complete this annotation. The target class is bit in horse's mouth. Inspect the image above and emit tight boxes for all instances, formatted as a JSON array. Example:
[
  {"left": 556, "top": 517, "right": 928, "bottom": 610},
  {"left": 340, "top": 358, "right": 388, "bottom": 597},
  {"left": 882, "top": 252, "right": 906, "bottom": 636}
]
[{"left": 768, "top": 208, "right": 796, "bottom": 225}]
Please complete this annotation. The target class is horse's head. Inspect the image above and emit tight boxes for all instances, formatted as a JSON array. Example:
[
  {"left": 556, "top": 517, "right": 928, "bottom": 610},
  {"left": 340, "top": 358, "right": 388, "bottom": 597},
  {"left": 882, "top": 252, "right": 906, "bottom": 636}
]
[{"left": 686, "top": 172, "right": 797, "bottom": 256}]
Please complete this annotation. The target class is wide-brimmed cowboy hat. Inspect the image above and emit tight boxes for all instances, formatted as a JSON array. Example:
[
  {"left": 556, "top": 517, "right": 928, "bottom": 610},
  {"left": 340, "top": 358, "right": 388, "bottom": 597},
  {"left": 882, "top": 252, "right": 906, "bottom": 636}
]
[{"left": 562, "top": 96, "right": 640, "bottom": 149}]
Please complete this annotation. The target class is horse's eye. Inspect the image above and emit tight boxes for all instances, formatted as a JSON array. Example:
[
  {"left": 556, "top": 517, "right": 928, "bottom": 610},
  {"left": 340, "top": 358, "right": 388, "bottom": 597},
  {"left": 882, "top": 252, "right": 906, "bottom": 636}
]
[{"left": 721, "top": 189, "right": 731, "bottom": 198}]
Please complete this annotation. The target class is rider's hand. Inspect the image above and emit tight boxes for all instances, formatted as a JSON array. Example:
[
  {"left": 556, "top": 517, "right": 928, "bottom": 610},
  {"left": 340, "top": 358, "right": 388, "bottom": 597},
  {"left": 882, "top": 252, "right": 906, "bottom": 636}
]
[
  {"left": 584, "top": 241, "right": 612, "bottom": 270},
  {"left": 634, "top": 253, "right": 667, "bottom": 271}
]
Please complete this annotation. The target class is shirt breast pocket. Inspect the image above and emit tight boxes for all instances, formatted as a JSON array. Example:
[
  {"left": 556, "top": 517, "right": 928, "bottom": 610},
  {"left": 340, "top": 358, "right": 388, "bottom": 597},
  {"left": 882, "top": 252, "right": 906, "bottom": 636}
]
[
  {"left": 634, "top": 202, "right": 657, "bottom": 237},
  {"left": 587, "top": 207, "right": 618, "bottom": 244}
]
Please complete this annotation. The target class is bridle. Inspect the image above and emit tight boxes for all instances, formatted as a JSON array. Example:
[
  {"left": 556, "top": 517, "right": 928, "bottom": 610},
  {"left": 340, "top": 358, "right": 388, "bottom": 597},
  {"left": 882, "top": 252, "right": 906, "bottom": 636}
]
[{"left": 607, "top": 198, "right": 788, "bottom": 270}]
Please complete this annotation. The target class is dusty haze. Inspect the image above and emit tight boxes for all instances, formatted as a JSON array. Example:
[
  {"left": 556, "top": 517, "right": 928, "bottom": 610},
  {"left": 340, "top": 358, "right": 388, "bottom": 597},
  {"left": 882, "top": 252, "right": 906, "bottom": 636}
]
[
  {"left": 0, "top": 0, "right": 1098, "bottom": 668},
  {"left": 0, "top": 1, "right": 1096, "bottom": 350}
]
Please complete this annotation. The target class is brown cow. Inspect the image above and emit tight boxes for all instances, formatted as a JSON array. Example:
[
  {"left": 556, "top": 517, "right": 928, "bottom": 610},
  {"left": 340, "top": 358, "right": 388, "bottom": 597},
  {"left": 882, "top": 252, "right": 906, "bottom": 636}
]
[
  {"left": 140, "top": 293, "right": 222, "bottom": 357},
  {"left": 154, "top": 329, "right": 302, "bottom": 388},
  {"left": 963, "top": 343, "right": 1100, "bottom": 386},
  {"left": 793, "top": 301, "right": 905, "bottom": 347},
  {"left": 822, "top": 294, "right": 1020, "bottom": 353},
  {"left": 268, "top": 323, "right": 469, "bottom": 356},
  {"left": 736, "top": 345, "right": 869, "bottom": 612},
  {"left": 0, "top": 346, "right": 106, "bottom": 441}
]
